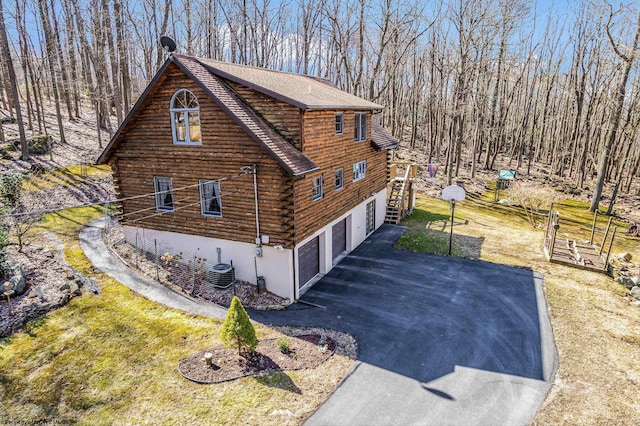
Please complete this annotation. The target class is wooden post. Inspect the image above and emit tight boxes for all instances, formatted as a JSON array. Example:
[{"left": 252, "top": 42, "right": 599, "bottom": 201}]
[
  {"left": 600, "top": 217, "right": 613, "bottom": 256},
  {"left": 135, "top": 231, "right": 139, "bottom": 269},
  {"left": 604, "top": 226, "right": 617, "bottom": 269},
  {"left": 549, "top": 213, "right": 559, "bottom": 259},
  {"left": 545, "top": 203, "right": 555, "bottom": 244},
  {"left": 154, "top": 239, "right": 159, "bottom": 280},
  {"left": 589, "top": 209, "right": 599, "bottom": 245}
]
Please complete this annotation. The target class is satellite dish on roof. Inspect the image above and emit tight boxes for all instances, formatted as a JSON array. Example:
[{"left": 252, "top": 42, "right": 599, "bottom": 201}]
[{"left": 160, "top": 36, "right": 177, "bottom": 53}]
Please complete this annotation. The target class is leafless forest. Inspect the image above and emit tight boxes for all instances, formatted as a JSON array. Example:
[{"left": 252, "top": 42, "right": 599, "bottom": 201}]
[{"left": 1, "top": 0, "right": 639, "bottom": 211}]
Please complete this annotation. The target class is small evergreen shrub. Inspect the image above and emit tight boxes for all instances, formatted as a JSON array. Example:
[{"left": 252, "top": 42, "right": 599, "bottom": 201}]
[
  {"left": 277, "top": 337, "right": 291, "bottom": 353},
  {"left": 220, "top": 296, "right": 258, "bottom": 355}
]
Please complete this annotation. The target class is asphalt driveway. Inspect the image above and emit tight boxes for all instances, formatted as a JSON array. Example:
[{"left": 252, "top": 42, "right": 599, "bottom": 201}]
[{"left": 251, "top": 225, "right": 556, "bottom": 425}]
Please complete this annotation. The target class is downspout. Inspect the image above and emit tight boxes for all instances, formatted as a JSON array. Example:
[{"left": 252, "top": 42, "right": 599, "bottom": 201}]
[{"left": 252, "top": 164, "right": 260, "bottom": 243}]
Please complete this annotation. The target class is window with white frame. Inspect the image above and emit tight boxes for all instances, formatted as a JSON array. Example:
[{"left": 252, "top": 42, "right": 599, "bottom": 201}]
[
  {"left": 312, "top": 175, "right": 323, "bottom": 200},
  {"left": 335, "top": 168, "right": 344, "bottom": 190},
  {"left": 154, "top": 176, "right": 174, "bottom": 211},
  {"left": 335, "top": 113, "right": 344, "bottom": 135},
  {"left": 170, "top": 89, "right": 202, "bottom": 145},
  {"left": 353, "top": 160, "right": 366, "bottom": 182},
  {"left": 354, "top": 112, "right": 367, "bottom": 142},
  {"left": 199, "top": 179, "right": 222, "bottom": 216}
]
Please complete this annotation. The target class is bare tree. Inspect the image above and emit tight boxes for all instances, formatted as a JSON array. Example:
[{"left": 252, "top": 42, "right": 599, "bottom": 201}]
[
  {"left": 0, "top": 0, "right": 28, "bottom": 160},
  {"left": 590, "top": 5, "right": 640, "bottom": 212}
]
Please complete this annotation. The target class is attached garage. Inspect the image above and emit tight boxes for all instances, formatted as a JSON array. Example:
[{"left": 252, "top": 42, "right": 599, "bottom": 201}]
[
  {"left": 298, "top": 236, "right": 320, "bottom": 286},
  {"left": 332, "top": 218, "right": 347, "bottom": 262}
]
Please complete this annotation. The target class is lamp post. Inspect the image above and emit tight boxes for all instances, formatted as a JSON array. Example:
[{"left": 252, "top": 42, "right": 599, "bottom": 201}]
[{"left": 4, "top": 281, "right": 14, "bottom": 315}]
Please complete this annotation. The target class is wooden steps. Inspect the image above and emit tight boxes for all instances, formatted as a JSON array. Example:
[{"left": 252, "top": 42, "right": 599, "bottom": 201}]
[{"left": 385, "top": 179, "right": 403, "bottom": 224}]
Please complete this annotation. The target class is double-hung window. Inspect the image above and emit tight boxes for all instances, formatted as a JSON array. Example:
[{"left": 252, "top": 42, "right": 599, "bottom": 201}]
[
  {"left": 354, "top": 112, "right": 367, "bottom": 142},
  {"left": 154, "top": 176, "right": 174, "bottom": 211},
  {"left": 199, "top": 179, "right": 222, "bottom": 216},
  {"left": 335, "top": 168, "right": 344, "bottom": 190},
  {"left": 335, "top": 113, "right": 344, "bottom": 135},
  {"left": 353, "top": 161, "right": 366, "bottom": 182},
  {"left": 312, "top": 175, "right": 323, "bottom": 200},
  {"left": 170, "top": 89, "right": 202, "bottom": 145}
]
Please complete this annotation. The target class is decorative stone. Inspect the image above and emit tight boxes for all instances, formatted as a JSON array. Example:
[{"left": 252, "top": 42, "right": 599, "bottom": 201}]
[
  {"left": 619, "top": 276, "right": 637, "bottom": 289},
  {"left": 59, "top": 283, "right": 70, "bottom": 291},
  {"left": 68, "top": 281, "right": 82, "bottom": 297},
  {"left": 9, "top": 267, "right": 27, "bottom": 296},
  {"left": 75, "top": 274, "right": 99, "bottom": 295},
  {"left": 630, "top": 286, "right": 640, "bottom": 301}
]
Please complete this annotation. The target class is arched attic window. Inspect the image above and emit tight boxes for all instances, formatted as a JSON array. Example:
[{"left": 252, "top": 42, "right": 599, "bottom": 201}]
[{"left": 170, "top": 89, "right": 202, "bottom": 145}]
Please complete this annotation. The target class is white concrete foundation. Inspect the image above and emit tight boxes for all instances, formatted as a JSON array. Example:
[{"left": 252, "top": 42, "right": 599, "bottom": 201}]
[{"left": 122, "top": 191, "right": 387, "bottom": 301}]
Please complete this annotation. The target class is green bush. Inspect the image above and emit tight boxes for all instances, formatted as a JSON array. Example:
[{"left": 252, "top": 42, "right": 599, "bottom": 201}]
[
  {"left": 0, "top": 172, "right": 23, "bottom": 207},
  {"left": 29, "top": 135, "right": 52, "bottom": 154},
  {"left": 276, "top": 337, "right": 291, "bottom": 353},
  {"left": 220, "top": 296, "right": 258, "bottom": 355}
]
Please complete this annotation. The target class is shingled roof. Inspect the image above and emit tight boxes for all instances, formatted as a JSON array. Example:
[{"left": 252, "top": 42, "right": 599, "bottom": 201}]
[
  {"left": 195, "top": 58, "right": 383, "bottom": 111},
  {"left": 371, "top": 122, "right": 400, "bottom": 151}
]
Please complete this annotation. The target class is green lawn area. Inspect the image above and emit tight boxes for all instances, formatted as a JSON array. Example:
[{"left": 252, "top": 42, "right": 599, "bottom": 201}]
[{"left": 0, "top": 207, "right": 351, "bottom": 425}]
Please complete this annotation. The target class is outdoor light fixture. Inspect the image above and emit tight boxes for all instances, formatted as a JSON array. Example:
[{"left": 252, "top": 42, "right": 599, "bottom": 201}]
[
  {"left": 3, "top": 282, "right": 14, "bottom": 315},
  {"left": 274, "top": 244, "right": 284, "bottom": 251}
]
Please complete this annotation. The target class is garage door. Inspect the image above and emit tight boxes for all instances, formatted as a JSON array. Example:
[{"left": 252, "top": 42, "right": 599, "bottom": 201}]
[
  {"left": 298, "top": 236, "right": 319, "bottom": 286},
  {"left": 332, "top": 219, "right": 346, "bottom": 261}
]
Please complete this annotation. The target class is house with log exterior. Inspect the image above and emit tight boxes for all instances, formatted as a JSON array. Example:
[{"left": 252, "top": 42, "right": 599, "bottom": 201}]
[{"left": 98, "top": 54, "right": 398, "bottom": 301}]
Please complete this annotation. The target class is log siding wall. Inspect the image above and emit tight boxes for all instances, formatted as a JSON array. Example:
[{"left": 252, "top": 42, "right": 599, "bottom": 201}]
[
  {"left": 293, "top": 110, "right": 388, "bottom": 244},
  {"left": 109, "top": 63, "right": 388, "bottom": 249},
  {"left": 224, "top": 79, "right": 302, "bottom": 149},
  {"left": 110, "top": 64, "right": 293, "bottom": 247}
]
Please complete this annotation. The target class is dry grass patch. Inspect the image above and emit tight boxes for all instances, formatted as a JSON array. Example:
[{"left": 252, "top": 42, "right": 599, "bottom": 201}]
[{"left": 399, "top": 193, "right": 640, "bottom": 425}]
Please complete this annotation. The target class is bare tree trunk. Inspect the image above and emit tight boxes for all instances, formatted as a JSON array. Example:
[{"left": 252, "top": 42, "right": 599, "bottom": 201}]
[
  {"left": 590, "top": 9, "right": 640, "bottom": 212},
  {"left": 38, "top": 0, "right": 66, "bottom": 145},
  {"left": 0, "top": 0, "right": 28, "bottom": 160}
]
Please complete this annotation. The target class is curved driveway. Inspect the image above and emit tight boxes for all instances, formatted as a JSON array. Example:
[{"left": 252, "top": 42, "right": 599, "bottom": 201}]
[
  {"left": 81, "top": 220, "right": 555, "bottom": 425},
  {"left": 250, "top": 225, "right": 556, "bottom": 425}
]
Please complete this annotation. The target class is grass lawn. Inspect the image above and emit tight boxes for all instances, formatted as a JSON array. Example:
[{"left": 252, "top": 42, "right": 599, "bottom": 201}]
[
  {"left": 0, "top": 207, "right": 352, "bottom": 425},
  {"left": 398, "top": 193, "right": 640, "bottom": 424}
]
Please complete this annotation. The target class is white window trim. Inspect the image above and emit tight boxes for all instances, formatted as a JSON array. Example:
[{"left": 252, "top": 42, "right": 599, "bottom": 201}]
[
  {"left": 312, "top": 175, "right": 324, "bottom": 201},
  {"left": 335, "top": 168, "right": 344, "bottom": 190},
  {"left": 353, "top": 160, "right": 366, "bottom": 182},
  {"left": 170, "top": 89, "right": 202, "bottom": 146},
  {"left": 199, "top": 179, "right": 222, "bottom": 217},
  {"left": 354, "top": 112, "right": 367, "bottom": 142},
  {"left": 335, "top": 112, "right": 344, "bottom": 135},
  {"left": 153, "top": 176, "right": 174, "bottom": 211}
]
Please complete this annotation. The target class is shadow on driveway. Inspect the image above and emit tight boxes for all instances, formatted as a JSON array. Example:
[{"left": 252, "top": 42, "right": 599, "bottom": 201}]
[{"left": 250, "top": 225, "right": 556, "bottom": 425}]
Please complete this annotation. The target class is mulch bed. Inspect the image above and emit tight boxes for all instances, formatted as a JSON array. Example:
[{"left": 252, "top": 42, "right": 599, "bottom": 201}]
[{"left": 178, "top": 334, "right": 337, "bottom": 384}]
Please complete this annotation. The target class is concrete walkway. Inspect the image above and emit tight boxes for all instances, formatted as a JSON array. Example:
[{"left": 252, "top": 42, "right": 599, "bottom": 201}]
[
  {"left": 79, "top": 219, "right": 227, "bottom": 319},
  {"left": 81, "top": 219, "right": 556, "bottom": 425}
]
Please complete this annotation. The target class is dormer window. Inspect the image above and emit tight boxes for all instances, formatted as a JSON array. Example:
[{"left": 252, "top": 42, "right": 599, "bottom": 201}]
[
  {"left": 170, "top": 89, "right": 202, "bottom": 145},
  {"left": 354, "top": 112, "right": 367, "bottom": 142}
]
